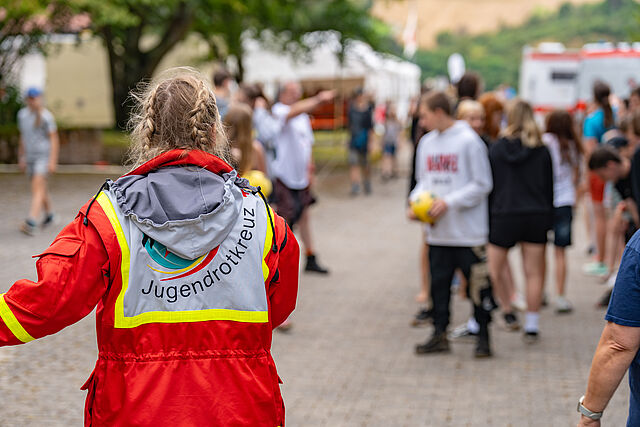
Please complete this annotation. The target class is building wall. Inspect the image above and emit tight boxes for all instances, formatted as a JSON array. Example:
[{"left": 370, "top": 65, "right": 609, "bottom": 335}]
[{"left": 41, "top": 34, "right": 215, "bottom": 129}]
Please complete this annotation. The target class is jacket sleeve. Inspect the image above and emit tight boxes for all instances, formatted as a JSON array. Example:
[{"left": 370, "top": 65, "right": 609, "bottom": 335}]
[
  {"left": 267, "top": 214, "right": 299, "bottom": 328},
  {"left": 442, "top": 139, "right": 493, "bottom": 209},
  {"left": 0, "top": 214, "right": 109, "bottom": 346}
]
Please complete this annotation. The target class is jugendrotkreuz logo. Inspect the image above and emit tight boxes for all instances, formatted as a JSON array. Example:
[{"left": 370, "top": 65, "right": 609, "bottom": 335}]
[{"left": 143, "top": 236, "right": 218, "bottom": 282}]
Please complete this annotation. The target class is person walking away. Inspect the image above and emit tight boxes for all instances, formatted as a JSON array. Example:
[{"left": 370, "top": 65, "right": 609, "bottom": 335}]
[
  {"left": 348, "top": 88, "right": 374, "bottom": 195},
  {"left": 583, "top": 81, "right": 616, "bottom": 277},
  {"left": 542, "top": 110, "right": 584, "bottom": 314},
  {"left": 382, "top": 101, "right": 402, "bottom": 180},
  {"left": 224, "top": 103, "right": 267, "bottom": 174},
  {"left": 488, "top": 100, "right": 553, "bottom": 343},
  {"left": 0, "top": 69, "right": 299, "bottom": 426},
  {"left": 17, "top": 87, "right": 59, "bottom": 235},
  {"left": 410, "top": 91, "right": 494, "bottom": 358},
  {"left": 272, "top": 81, "right": 334, "bottom": 274}
]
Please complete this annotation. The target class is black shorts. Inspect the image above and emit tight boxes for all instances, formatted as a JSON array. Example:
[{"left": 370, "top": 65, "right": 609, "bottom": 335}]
[
  {"left": 553, "top": 206, "right": 573, "bottom": 247},
  {"left": 489, "top": 214, "right": 551, "bottom": 249},
  {"left": 273, "top": 179, "right": 316, "bottom": 228}
]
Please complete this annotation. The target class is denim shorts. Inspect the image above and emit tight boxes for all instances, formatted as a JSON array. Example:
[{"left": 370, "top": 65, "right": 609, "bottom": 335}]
[{"left": 553, "top": 206, "right": 573, "bottom": 247}]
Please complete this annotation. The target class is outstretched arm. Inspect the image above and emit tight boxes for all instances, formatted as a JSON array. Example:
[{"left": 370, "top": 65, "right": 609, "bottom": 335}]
[
  {"left": 0, "top": 215, "right": 109, "bottom": 345},
  {"left": 286, "top": 90, "right": 336, "bottom": 120}
]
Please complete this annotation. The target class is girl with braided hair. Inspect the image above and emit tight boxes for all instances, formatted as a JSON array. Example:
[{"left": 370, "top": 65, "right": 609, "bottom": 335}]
[{"left": 0, "top": 68, "right": 299, "bottom": 426}]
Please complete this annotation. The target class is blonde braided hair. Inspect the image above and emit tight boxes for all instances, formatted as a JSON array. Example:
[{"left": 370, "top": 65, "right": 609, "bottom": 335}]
[{"left": 128, "top": 67, "right": 231, "bottom": 168}]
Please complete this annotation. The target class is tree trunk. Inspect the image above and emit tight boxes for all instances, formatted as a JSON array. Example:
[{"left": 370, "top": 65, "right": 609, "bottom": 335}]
[{"left": 236, "top": 54, "right": 245, "bottom": 83}]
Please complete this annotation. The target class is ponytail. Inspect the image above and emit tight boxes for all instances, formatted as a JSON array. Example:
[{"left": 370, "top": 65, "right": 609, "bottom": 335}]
[{"left": 593, "top": 81, "right": 614, "bottom": 128}]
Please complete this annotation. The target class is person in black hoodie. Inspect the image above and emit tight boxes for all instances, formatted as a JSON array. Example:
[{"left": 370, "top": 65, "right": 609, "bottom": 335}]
[{"left": 488, "top": 100, "right": 554, "bottom": 343}]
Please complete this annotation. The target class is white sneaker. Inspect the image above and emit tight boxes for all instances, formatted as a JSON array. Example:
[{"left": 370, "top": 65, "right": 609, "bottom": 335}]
[
  {"left": 555, "top": 296, "right": 573, "bottom": 314},
  {"left": 511, "top": 293, "right": 527, "bottom": 312}
]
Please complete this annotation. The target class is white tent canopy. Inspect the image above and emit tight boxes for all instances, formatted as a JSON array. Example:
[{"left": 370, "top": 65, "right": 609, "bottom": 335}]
[{"left": 242, "top": 32, "right": 421, "bottom": 120}]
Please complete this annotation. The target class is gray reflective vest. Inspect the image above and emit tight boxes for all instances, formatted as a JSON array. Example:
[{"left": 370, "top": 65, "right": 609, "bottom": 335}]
[{"left": 95, "top": 189, "right": 273, "bottom": 328}]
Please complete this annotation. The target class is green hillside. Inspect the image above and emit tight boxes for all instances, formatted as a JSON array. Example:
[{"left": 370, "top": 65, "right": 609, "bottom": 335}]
[{"left": 415, "top": 0, "right": 639, "bottom": 90}]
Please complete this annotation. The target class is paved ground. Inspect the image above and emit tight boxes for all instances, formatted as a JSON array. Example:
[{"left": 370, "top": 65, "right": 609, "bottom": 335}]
[{"left": 0, "top": 154, "right": 631, "bottom": 426}]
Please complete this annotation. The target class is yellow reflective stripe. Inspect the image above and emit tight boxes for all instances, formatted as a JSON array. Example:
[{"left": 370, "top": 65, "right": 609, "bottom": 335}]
[
  {"left": 262, "top": 205, "right": 274, "bottom": 281},
  {"left": 0, "top": 294, "right": 35, "bottom": 343},
  {"left": 108, "top": 308, "right": 268, "bottom": 328},
  {"left": 96, "top": 192, "right": 131, "bottom": 329},
  {"left": 97, "top": 191, "right": 269, "bottom": 328}
]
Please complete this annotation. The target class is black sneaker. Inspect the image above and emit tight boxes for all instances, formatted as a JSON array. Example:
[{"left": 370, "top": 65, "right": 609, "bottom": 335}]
[
  {"left": 503, "top": 312, "right": 520, "bottom": 331},
  {"left": 410, "top": 308, "right": 433, "bottom": 327},
  {"left": 474, "top": 335, "right": 492, "bottom": 358},
  {"left": 523, "top": 330, "right": 539, "bottom": 344},
  {"left": 305, "top": 255, "right": 329, "bottom": 274},
  {"left": 415, "top": 332, "right": 450, "bottom": 355},
  {"left": 41, "top": 212, "right": 56, "bottom": 228}
]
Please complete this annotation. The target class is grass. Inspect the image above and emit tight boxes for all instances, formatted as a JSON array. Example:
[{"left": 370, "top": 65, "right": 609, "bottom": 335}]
[{"left": 100, "top": 128, "right": 352, "bottom": 166}]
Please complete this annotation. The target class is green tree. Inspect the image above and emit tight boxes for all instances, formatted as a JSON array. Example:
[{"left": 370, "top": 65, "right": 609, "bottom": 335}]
[
  {"left": 65, "top": 0, "right": 395, "bottom": 129},
  {"left": 0, "top": 1, "right": 68, "bottom": 88},
  {"left": 415, "top": 0, "right": 639, "bottom": 90}
]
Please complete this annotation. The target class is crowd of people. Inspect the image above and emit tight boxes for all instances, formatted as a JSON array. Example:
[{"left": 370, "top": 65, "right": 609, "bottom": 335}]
[
  {"left": 12, "top": 62, "right": 640, "bottom": 424},
  {"left": 407, "top": 72, "right": 640, "bottom": 361},
  {"left": 402, "top": 72, "right": 640, "bottom": 425}
]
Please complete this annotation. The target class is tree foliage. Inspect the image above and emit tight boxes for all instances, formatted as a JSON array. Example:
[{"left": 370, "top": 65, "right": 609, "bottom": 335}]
[
  {"left": 0, "top": 0, "right": 70, "bottom": 87},
  {"left": 62, "top": 0, "right": 395, "bottom": 129},
  {"left": 415, "top": 0, "right": 639, "bottom": 90}
]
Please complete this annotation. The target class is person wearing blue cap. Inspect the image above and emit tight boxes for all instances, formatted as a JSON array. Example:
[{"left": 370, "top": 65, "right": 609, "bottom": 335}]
[{"left": 17, "top": 87, "right": 59, "bottom": 235}]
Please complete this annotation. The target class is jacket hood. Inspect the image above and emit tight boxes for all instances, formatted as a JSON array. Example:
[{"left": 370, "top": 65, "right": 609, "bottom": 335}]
[
  {"left": 493, "top": 137, "right": 538, "bottom": 164},
  {"left": 106, "top": 150, "right": 255, "bottom": 260}
]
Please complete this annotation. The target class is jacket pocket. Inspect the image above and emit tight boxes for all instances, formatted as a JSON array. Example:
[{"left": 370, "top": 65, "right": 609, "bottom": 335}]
[{"left": 33, "top": 238, "right": 83, "bottom": 258}]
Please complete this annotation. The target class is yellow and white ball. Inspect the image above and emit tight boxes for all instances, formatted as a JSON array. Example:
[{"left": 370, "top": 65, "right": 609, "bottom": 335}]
[{"left": 410, "top": 192, "right": 438, "bottom": 224}]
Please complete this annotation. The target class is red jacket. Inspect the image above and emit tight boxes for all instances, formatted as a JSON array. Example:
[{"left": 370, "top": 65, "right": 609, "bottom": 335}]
[{"left": 0, "top": 150, "right": 299, "bottom": 426}]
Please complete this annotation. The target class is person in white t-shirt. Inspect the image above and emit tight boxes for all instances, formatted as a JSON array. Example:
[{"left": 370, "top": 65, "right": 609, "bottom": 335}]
[
  {"left": 543, "top": 110, "right": 584, "bottom": 314},
  {"left": 271, "top": 82, "right": 335, "bottom": 274}
]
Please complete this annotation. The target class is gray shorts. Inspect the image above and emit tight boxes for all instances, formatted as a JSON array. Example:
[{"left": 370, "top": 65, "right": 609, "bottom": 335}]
[{"left": 26, "top": 158, "right": 48, "bottom": 177}]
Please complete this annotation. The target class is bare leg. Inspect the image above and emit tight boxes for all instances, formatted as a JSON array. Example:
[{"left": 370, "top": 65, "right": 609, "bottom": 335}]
[
  {"left": 554, "top": 246, "right": 567, "bottom": 296},
  {"left": 416, "top": 238, "right": 430, "bottom": 303},
  {"left": 349, "top": 165, "right": 361, "bottom": 191},
  {"left": 29, "top": 174, "right": 47, "bottom": 221},
  {"left": 521, "top": 243, "right": 546, "bottom": 312},
  {"left": 298, "top": 208, "right": 314, "bottom": 254},
  {"left": 488, "top": 244, "right": 511, "bottom": 313},
  {"left": 593, "top": 202, "right": 607, "bottom": 264},
  {"left": 382, "top": 154, "right": 393, "bottom": 178},
  {"left": 502, "top": 261, "right": 516, "bottom": 306}
]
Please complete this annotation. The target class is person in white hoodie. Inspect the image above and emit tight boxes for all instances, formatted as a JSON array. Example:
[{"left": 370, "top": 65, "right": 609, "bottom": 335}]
[{"left": 409, "top": 91, "right": 495, "bottom": 358}]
